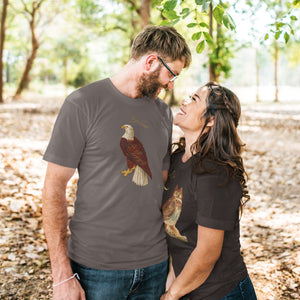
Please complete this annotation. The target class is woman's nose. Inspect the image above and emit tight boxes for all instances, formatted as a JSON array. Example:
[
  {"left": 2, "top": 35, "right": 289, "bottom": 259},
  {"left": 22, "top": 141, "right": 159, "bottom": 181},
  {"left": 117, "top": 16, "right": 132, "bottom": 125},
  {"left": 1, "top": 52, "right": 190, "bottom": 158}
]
[{"left": 183, "top": 96, "right": 192, "bottom": 105}]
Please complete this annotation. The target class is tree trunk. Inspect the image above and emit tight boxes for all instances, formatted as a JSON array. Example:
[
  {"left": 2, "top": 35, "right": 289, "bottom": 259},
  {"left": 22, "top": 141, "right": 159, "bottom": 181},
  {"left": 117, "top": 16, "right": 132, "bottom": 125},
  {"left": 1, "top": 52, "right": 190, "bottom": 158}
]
[
  {"left": 128, "top": 0, "right": 151, "bottom": 46},
  {"left": 140, "top": 0, "right": 151, "bottom": 28},
  {"left": 274, "top": 40, "right": 279, "bottom": 102},
  {"left": 6, "top": 56, "right": 10, "bottom": 83},
  {"left": 208, "top": 2, "right": 216, "bottom": 82},
  {"left": 255, "top": 48, "right": 260, "bottom": 102},
  {"left": 0, "top": 0, "right": 9, "bottom": 103},
  {"left": 14, "top": 13, "right": 39, "bottom": 98}
]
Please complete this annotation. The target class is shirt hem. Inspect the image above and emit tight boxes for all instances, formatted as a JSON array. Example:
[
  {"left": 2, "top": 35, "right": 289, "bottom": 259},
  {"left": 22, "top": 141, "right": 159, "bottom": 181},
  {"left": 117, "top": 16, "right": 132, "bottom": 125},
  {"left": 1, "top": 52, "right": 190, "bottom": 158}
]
[{"left": 67, "top": 250, "right": 169, "bottom": 271}]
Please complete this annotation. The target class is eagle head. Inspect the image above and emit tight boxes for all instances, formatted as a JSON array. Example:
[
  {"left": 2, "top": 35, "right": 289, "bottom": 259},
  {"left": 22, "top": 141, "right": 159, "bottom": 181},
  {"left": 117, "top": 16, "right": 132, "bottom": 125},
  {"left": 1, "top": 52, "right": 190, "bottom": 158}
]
[{"left": 121, "top": 124, "right": 134, "bottom": 140}]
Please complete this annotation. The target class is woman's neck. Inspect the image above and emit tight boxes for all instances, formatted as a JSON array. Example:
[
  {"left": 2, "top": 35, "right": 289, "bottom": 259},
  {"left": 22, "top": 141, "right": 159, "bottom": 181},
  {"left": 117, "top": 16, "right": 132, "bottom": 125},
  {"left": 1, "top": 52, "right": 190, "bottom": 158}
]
[{"left": 182, "top": 134, "right": 198, "bottom": 162}]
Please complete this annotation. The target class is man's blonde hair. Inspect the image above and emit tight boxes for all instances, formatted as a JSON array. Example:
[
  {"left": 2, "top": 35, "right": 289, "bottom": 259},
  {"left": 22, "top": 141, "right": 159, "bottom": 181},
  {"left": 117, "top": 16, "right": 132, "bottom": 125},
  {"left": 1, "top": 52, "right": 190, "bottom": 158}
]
[{"left": 131, "top": 25, "right": 191, "bottom": 68}]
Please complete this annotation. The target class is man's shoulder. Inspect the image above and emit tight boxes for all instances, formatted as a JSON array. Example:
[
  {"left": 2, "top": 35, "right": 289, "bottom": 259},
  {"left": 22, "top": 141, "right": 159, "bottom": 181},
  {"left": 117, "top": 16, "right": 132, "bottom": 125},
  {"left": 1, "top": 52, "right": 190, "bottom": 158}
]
[
  {"left": 155, "top": 96, "right": 169, "bottom": 109},
  {"left": 66, "top": 78, "right": 110, "bottom": 107},
  {"left": 155, "top": 97, "right": 173, "bottom": 121}
]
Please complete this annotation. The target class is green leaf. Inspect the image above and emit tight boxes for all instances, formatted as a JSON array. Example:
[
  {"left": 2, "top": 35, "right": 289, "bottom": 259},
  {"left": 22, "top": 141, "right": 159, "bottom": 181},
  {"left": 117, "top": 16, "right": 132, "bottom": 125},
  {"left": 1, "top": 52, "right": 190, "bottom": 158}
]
[
  {"left": 264, "top": 33, "right": 269, "bottom": 40},
  {"left": 180, "top": 8, "right": 190, "bottom": 15},
  {"left": 160, "top": 20, "right": 172, "bottom": 26},
  {"left": 199, "top": 22, "right": 209, "bottom": 28},
  {"left": 196, "top": 40, "right": 205, "bottom": 53},
  {"left": 220, "top": 1, "right": 229, "bottom": 9},
  {"left": 284, "top": 32, "right": 290, "bottom": 43},
  {"left": 290, "top": 15, "right": 298, "bottom": 21},
  {"left": 223, "top": 13, "right": 236, "bottom": 30},
  {"left": 192, "top": 31, "right": 202, "bottom": 41},
  {"left": 291, "top": 29, "right": 295, "bottom": 35},
  {"left": 195, "top": 0, "right": 204, "bottom": 5},
  {"left": 164, "top": 0, "right": 177, "bottom": 11},
  {"left": 203, "top": 32, "right": 215, "bottom": 49},
  {"left": 276, "top": 22, "right": 285, "bottom": 30},
  {"left": 162, "top": 10, "right": 179, "bottom": 20},
  {"left": 275, "top": 30, "right": 282, "bottom": 39},
  {"left": 293, "top": 0, "right": 300, "bottom": 7},
  {"left": 213, "top": 5, "right": 225, "bottom": 24},
  {"left": 187, "top": 22, "right": 198, "bottom": 28}
]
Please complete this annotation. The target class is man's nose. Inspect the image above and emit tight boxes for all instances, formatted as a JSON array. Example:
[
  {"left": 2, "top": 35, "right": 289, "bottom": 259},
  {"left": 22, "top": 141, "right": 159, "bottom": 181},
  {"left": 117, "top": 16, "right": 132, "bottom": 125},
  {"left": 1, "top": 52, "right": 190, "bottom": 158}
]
[{"left": 167, "top": 80, "right": 174, "bottom": 90}]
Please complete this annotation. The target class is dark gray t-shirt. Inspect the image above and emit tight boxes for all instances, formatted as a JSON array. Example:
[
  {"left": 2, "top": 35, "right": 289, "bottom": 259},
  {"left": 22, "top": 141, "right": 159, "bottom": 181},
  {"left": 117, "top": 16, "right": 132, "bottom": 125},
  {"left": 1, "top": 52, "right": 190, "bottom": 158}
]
[
  {"left": 162, "top": 152, "right": 248, "bottom": 299},
  {"left": 43, "top": 78, "right": 172, "bottom": 270}
]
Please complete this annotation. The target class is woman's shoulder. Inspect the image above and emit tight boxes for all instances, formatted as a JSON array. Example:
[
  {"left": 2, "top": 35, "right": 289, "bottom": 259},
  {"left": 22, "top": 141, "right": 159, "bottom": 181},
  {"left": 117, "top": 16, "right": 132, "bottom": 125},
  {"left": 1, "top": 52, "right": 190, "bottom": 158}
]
[{"left": 194, "top": 158, "right": 226, "bottom": 174}]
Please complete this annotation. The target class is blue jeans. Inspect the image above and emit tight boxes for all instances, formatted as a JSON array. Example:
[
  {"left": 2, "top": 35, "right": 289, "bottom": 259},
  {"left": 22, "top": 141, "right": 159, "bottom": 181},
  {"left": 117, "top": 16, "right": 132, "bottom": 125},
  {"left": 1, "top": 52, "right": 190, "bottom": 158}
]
[
  {"left": 221, "top": 275, "right": 257, "bottom": 300},
  {"left": 71, "top": 259, "right": 168, "bottom": 300}
]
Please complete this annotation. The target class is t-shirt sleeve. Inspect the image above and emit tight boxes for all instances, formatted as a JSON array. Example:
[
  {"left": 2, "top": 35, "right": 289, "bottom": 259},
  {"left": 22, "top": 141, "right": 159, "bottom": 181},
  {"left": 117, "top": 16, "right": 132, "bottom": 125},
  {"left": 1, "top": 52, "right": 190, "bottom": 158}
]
[
  {"left": 43, "top": 96, "right": 88, "bottom": 168},
  {"left": 162, "top": 106, "right": 173, "bottom": 171},
  {"left": 193, "top": 170, "right": 241, "bottom": 231}
]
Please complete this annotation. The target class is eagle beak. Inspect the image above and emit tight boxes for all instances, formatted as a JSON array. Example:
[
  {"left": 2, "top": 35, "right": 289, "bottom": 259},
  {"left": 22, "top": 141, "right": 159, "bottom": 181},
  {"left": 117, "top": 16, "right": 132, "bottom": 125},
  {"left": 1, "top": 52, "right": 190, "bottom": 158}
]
[{"left": 121, "top": 125, "right": 125, "bottom": 129}]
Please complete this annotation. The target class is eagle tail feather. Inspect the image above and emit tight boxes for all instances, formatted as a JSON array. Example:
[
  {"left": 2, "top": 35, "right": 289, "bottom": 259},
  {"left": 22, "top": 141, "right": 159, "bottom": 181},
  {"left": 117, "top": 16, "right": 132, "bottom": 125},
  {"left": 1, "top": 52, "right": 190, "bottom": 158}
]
[{"left": 132, "top": 165, "right": 148, "bottom": 186}]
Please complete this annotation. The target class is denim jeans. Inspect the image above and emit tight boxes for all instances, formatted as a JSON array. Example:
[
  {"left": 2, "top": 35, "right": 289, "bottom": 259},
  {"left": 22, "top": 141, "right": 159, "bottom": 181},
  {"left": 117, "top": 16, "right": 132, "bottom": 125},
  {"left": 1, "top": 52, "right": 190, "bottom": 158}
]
[
  {"left": 221, "top": 275, "right": 257, "bottom": 300},
  {"left": 71, "top": 259, "right": 168, "bottom": 300}
]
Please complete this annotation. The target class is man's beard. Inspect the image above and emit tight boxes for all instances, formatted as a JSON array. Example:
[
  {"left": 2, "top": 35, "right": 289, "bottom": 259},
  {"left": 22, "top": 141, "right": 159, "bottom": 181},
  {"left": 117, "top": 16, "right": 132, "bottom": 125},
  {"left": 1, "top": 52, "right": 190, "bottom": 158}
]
[{"left": 136, "top": 68, "right": 168, "bottom": 100}]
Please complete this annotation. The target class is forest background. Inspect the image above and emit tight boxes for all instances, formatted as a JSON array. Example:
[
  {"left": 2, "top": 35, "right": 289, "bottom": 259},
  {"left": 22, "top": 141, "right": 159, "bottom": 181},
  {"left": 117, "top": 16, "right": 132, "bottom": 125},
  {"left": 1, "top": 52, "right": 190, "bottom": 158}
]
[{"left": 0, "top": 0, "right": 299, "bottom": 299}]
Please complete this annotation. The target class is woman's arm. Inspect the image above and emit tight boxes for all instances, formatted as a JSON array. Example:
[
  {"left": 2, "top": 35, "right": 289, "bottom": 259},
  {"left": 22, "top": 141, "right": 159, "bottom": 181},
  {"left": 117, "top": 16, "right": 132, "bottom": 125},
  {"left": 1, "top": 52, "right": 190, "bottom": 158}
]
[
  {"left": 165, "top": 261, "right": 176, "bottom": 292},
  {"left": 161, "top": 225, "right": 224, "bottom": 300}
]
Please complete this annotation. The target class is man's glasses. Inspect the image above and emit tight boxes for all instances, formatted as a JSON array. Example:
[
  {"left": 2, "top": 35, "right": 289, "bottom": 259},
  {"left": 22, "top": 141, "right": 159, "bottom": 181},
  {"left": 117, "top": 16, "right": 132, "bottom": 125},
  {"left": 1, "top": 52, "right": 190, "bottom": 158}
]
[{"left": 157, "top": 56, "right": 178, "bottom": 82}]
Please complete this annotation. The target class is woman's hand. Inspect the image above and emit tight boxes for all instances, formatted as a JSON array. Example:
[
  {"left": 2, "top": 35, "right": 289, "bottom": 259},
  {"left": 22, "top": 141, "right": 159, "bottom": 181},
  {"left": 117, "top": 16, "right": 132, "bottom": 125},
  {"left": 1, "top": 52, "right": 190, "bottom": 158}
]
[{"left": 165, "top": 263, "right": 176, "bottom": 291}]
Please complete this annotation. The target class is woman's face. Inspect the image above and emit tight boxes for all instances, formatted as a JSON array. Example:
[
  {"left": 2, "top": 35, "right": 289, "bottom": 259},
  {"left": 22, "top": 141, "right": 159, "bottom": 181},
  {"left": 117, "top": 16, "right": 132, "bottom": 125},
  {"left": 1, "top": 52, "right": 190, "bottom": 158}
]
[{"left": 174, "top": 86, "right": 211, "bottom": 135}]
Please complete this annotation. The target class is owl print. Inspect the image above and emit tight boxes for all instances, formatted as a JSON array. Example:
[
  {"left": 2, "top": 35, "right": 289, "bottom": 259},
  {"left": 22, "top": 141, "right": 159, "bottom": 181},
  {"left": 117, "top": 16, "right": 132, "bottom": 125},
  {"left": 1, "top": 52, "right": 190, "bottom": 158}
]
[{"left": 162, "top": 185, "right": 188, "bottom": 242}]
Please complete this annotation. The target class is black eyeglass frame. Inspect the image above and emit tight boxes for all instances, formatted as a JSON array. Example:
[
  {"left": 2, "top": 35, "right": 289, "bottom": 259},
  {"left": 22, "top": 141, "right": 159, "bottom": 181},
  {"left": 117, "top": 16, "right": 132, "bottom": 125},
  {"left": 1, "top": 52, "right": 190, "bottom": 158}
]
[{"left": 157, "top": 56, "right": 178, "bottom": 82}]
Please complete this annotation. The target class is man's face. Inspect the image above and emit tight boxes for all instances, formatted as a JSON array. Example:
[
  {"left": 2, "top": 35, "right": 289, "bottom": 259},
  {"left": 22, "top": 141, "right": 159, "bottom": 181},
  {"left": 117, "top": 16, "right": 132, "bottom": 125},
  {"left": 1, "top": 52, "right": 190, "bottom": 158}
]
[{"left": 136, "top": 66, "right": 168, "bottom": 100}]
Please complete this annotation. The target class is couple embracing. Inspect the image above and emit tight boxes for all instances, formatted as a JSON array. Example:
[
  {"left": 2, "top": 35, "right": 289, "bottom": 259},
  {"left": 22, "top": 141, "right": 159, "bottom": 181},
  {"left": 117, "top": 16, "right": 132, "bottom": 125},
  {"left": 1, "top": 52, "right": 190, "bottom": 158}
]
[{"left": 42, "top": 25, "right": 257, "bottom": 300}]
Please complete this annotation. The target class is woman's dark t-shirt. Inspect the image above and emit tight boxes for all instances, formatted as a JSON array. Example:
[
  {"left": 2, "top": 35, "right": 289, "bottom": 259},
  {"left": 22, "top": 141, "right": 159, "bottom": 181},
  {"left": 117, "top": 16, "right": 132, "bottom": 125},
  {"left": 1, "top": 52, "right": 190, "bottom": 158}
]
[{"left": 162, "top": 152, "right": 248, "bottom": 299}]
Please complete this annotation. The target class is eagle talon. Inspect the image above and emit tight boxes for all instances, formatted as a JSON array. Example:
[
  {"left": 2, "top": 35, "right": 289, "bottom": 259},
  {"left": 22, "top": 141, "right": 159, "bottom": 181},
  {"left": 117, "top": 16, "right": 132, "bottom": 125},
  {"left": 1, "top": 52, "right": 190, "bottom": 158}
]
[{"left": 121, "top": 167, "right": 135, "bottom": 177}]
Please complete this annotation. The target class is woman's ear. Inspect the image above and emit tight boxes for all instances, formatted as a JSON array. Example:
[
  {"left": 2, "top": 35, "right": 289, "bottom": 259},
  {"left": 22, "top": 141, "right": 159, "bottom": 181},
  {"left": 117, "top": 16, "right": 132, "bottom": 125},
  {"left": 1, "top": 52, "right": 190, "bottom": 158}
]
[{"left": 207, "top": 116, "right": 214, "bottom": 128}]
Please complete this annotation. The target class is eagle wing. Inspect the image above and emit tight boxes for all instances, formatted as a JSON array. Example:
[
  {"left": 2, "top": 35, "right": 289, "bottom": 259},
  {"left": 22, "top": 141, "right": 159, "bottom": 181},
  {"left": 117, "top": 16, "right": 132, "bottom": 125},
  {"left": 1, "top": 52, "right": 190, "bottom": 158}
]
[{"left": 120, "top": 137, "right": 152, "bottom": 179}]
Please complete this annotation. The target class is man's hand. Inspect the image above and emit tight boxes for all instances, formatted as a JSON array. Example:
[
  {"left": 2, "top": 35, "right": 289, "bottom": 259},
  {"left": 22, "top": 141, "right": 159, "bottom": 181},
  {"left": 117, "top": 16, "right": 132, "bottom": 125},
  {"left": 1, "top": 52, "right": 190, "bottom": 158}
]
[{"left": 53, "top": 277, "right": 86, "bottom": 300}]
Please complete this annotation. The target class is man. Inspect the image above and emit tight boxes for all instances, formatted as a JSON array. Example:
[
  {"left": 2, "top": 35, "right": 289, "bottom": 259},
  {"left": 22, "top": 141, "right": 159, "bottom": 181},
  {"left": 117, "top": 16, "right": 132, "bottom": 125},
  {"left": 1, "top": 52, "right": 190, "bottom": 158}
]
[{"left": 42, "top": 25, "right": 191, "bottom": 300}]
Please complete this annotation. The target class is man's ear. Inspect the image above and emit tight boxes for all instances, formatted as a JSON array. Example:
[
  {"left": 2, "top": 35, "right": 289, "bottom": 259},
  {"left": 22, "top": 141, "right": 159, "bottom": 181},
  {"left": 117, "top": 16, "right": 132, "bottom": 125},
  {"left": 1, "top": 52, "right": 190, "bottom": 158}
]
[{"left": 144, "top": 54, "right": 158, "bottom": 71}]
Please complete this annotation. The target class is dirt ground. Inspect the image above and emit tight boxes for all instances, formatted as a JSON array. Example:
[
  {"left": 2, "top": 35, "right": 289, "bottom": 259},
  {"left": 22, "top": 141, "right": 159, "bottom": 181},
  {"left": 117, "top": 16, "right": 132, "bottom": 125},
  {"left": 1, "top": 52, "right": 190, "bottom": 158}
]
[{"left": 0, "top": 96, "right": 299, "bottom": 299}]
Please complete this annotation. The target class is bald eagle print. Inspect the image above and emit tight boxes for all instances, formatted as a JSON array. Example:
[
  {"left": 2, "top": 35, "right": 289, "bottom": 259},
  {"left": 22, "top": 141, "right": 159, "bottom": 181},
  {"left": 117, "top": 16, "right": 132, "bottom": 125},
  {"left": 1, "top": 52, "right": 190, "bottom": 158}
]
[{"left": 120, "top": 124, "right": 152, "bottom": 186}]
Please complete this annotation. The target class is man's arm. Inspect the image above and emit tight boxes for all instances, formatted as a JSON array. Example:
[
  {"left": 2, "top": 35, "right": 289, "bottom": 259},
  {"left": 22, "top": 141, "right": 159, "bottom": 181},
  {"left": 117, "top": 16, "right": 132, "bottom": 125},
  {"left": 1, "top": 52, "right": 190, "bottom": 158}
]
[{"left": 42, "top": 162, "right": 85, "bottom": 299}]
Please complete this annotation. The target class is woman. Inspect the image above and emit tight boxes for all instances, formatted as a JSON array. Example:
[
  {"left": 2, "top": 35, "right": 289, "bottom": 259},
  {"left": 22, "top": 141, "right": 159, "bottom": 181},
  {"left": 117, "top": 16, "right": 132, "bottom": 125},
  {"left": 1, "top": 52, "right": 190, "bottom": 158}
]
[{"left": 161, "top": 82, "right": 257, "bottom": 300}]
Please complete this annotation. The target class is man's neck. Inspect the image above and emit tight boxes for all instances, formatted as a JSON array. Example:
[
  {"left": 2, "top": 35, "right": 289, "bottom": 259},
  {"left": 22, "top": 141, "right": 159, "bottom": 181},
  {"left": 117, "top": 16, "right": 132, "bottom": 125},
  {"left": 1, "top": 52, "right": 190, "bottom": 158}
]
[{"left": 110, "top": 61, "right": 142, "bottom": 99}]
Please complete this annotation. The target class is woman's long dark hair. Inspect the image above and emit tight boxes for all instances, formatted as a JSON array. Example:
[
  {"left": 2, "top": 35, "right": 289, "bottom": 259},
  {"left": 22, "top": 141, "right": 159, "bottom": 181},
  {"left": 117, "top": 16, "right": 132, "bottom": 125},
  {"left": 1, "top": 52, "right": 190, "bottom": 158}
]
[{"left": 174, "top": 82, "right": 250, "bottom": 216}]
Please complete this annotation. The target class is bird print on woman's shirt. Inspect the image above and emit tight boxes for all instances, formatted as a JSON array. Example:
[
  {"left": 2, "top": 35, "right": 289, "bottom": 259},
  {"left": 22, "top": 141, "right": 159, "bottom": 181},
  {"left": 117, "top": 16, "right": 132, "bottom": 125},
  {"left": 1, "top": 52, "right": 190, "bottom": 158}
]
[
  {"left": 162, "top": 185, "right": 188, "bottom": 242},
  {"left": 120, "top": 124, "right": 152, "bottom": 186}
]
